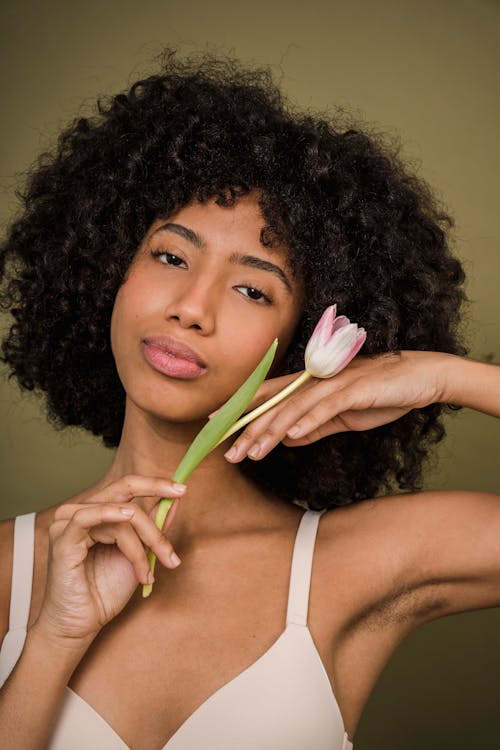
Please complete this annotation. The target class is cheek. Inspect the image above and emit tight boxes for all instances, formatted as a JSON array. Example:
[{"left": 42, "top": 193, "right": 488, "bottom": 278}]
[
  {"left": 223, "top": 305, "right": 300, "bottom": 372},
  {"left": 112, "top": 273, "right": 158, "bottom": 327},
  {"left": 271, "top": 314, "right": 303, "bottom": 373},
  {"left": 110, "top": 278, "right": 149, "bottom": 356}
]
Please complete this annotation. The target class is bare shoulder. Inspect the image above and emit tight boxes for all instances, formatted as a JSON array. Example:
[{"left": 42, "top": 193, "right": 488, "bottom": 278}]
[
  {"left": 319, "top": 487, "right": 500, "bottom": 630},
  {"left": 317, "top": 491, "right": 460, "bottom": 630}
]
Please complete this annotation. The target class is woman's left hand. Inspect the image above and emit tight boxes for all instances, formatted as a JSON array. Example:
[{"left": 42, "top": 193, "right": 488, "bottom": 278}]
[{"left": 223, "top": 350, "right": 454, "bottom": 462}]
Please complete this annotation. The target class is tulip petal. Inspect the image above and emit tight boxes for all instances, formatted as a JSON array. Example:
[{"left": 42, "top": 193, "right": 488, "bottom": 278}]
[
  {"left": 331, "top": 315, "right": 350, "bottom": 334},
  {"left": 311, "top": 304, "right": 337, "bottom": 348},
  {"left": 305, "top": 315, "right": 367, "bottom": 378},
  {"left": 328, "top": 330, "right": 367, "bottom": 375}
]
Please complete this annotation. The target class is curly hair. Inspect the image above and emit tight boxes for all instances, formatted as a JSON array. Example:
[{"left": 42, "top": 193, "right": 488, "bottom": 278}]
[{"left": 0, "top": 48, "right": 468, "bottom": 510}]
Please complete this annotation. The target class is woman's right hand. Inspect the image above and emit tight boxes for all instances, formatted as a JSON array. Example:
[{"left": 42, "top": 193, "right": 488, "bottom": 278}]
[{"left": 31, "top": 475, "right": 186, "bottom": 645}]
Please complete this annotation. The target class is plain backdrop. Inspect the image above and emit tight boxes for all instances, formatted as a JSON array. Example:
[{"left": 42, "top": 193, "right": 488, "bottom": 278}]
[{"left": 0, "top": 1, "right": 499, "bottom": 748}]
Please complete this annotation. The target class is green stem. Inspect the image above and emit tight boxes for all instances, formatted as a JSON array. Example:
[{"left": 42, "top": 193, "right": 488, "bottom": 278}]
[
  {"left": 214, "top": 370, "right": 312, "bottom": 447},
  {"left": 142, "top": 497, "right": 175, "bottom": 598}
]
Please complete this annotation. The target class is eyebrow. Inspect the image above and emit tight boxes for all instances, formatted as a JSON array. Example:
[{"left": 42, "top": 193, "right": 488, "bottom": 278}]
[{"left": 150, "top": 222, "right": 293, "bottom": 293}]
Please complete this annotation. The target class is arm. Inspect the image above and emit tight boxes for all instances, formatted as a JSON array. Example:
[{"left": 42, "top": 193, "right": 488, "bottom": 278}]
[
  {"left": 222, "top": 350, "right": 499, "bottom": 459},
  {"left": 413, "top": 355, "right": 500, "bottom": 618},
  {"left": 366, "top": 355, "right": 500, "bottom": 623},
  {"left": 0, "top": 517, "right": 94, "bottom": 750},
  {"left": 0, "top": 626, "right": 92, "bottom": 750},
  {"left": 225, "top": 350, "right": 500, "bottom": 622},
  {"left": 443, "top": 353, "right": 500, "bottom": 418},
  {"left": 0, "top": 475, "right": 184, "bottom": 749}
]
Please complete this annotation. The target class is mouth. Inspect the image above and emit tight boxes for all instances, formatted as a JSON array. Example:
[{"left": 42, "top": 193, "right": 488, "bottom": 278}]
[
  {"left": 141, "top": 337, "right": 208, "bottom": 380},
  {"left": 142, "top": 335, "right": 207, "bottom": 368}
]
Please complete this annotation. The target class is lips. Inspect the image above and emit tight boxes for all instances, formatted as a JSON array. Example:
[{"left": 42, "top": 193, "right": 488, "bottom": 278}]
[{"left": 142, "top": 336, "right": 207, "bottom": 368}]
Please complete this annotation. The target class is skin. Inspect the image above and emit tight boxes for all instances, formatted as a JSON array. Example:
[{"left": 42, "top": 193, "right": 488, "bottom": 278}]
[
  {"left": 102, "top": 191, "right": 306, "bottom": 543},
  {"left": 1, "top": 189, "right": 499, "bottom": 748}
]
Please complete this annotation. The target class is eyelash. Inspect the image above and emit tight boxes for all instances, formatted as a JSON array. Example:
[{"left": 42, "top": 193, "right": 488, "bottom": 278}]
[{"left": 149, "top": 250, "right": 274, "bottom": 305}]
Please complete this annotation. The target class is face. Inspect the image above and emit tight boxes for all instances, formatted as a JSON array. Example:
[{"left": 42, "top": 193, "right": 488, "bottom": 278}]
[{"left": 110, "top": 192, "right": 305, "bottom": 425}]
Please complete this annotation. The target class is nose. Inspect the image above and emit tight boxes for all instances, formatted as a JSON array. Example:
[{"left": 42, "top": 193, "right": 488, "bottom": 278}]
[{"left": 164, "top": 276, "right": 217, "bottom": 333}]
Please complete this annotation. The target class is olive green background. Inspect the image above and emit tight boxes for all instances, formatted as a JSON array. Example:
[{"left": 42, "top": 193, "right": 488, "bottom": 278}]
[{"left": 0, "top": 1, "right": 499, "bottom": 747}]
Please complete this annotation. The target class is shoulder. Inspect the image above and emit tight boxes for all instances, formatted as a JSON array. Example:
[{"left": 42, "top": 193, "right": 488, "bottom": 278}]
[{"left": 316, "top": 491, "right": 460, "bottom": 629}]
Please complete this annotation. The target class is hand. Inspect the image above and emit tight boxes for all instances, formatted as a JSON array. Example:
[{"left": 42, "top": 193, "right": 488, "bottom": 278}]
[
  {"left": 223, "top": 350, "right": 451, "bottom": 462},
  {"left": 31, "top": 475, "right": 187, "bottom": 645}
]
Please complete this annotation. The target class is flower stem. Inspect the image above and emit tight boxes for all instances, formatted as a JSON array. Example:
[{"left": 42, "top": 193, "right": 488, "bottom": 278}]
[
  {"left": 142, "top": 497, "right": 175, "bottom": 598},
  {"left": 215, "top": 370, "right": 312, "bottom": 447}
]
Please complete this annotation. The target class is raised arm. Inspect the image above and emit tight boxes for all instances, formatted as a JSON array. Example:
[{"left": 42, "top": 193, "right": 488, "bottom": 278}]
[
  {"left": 395, "top": 354, "right": 500, "bottom": 620},
  {"left": 222, "top": 351, "right": 500, "bottom": 622},
  {"left": 442, "top": 353, "right": 500, "bottom": 419},
  {"left": 221, "top": 350, "right": 499, "bottom": 459}
]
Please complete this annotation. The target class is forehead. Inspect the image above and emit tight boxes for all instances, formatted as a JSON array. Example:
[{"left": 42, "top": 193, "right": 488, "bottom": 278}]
[{"left": 146, "top": 193, "right": 291, "bottom": 261}]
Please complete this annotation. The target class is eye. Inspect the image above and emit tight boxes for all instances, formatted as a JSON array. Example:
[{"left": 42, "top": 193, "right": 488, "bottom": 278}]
[
  {"left": 150, "top": 250, "right": 186, "bottom": 267},
  {"left": 235, "top": 286, "right": 273, "bottom": 305}
]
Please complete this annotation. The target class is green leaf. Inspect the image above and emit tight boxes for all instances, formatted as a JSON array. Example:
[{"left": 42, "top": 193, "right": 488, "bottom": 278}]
[{"left": 172, "top": 337, "right": 278, "bottom": 483}]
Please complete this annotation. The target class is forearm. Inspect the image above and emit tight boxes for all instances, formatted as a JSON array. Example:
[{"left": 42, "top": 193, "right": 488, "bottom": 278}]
[
  {"left": 442, "top": 354, "right": 500, "bottom": 418},
  {"left": 0, "top": 625, "right": 92, "bottom": 750}
]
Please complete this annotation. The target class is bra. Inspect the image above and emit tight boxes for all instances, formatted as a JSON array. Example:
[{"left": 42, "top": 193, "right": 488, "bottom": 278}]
[{"left": 0, "top": 509, "right": 354, "bottom": 749}]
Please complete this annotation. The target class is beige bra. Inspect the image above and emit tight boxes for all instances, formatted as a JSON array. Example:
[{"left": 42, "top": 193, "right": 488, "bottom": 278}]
[{"left": 0, "top": 509, "right": 353, "bottom": 749}]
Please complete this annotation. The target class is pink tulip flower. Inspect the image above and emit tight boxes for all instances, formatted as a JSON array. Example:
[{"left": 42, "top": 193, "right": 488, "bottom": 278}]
[
  {"left": 305, "top": 304, "right": 367, "bottom": 377},
  {"left": 215, "top": 304, "right": 367, "bottom": 445}
]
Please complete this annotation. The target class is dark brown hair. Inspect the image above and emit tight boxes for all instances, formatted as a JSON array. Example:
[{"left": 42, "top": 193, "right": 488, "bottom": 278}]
[{"left": 0, "top": 49, "right": 468, "bottom": 509}]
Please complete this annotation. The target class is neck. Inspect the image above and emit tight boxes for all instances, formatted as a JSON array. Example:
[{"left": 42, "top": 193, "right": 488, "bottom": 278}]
[{"left": 91, "top": 398, "right": 284, "bottom": 543}]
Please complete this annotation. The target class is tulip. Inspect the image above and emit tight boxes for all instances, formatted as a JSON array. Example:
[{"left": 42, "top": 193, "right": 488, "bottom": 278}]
[
  {"left": 304, "top": 304, "right": 367, "bottom": 377},
  {"left": 213, "top": 305, "right": 366, "bottom": 445}
]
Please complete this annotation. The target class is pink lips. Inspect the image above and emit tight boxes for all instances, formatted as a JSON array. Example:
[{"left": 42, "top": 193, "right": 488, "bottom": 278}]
[{"left": 141, "top": 338, "right": 207, "bottom": 380}]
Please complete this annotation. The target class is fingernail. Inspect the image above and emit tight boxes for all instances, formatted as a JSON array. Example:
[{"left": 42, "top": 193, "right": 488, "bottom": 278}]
[
  {"left": 147, "top": 571, "right": 155, "bottom": 584},
  {"left": 287, "top": 426, "right": 301, "bottom": 438},
  {"left": 248, "top": 444, "right": 261, "bottom": 458},
  {"left": 172, "top": 483, "right": 187, "bottom": 493},
  {"left": 120, "top": 507, "right": 134, "bottom": 516},
  {"left": 224, "top": 446, "right": 238, "bottom": 460},
  {"left": 170, "top": 552, "right": 181, "bottom": 567}
]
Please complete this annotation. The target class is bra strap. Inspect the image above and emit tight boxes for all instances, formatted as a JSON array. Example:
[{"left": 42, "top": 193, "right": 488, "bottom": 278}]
[
  {"left": 286, "top": 509, "right": 327, "bottom": 627},
  {"left": 9, "top": 512, "right": 36, "bottom": 631}
]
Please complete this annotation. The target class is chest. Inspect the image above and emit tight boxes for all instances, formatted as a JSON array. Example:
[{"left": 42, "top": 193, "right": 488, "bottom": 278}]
[
  {"left": 28, "top": 513, "right": 408, "bottom": 749},
  {"left": 66, "top": 592, "right": 302, "bottom": 748},
  {"left": 29, "top": 525, "right": 341, "bottom": 748}
]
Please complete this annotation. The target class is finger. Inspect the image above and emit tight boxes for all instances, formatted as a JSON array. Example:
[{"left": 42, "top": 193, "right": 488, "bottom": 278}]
[
  {"left": 282, "top": 405, "right": 411, "bottom": 446},
  {"left": 50, "top": 504, "right": 150, "bottom": 571},
  {"left": 225, "top": 377, "right": 368, "bottom": 460},
  {"left": 83, "top": 475, "right": 187, "bottom": 510},
  {"left": 224, "top": 378, "right": 333, "bottom": 462},
  {"left": 91, "top": 521, "right": 160, "bottom": 584},
  {"left": 282, "top": 413, "right": 356, "bottom": 445},
  {"left": 55, "top": 502, "right": 182, "bottom": 577},
  {"left": 89, "top": 501, "right": 182, "bottom": 570}
]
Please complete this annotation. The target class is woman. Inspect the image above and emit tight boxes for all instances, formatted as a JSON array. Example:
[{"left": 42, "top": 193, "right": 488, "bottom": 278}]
[{"left": 0, "top": 49, "right": 498, "bottom": 749}]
